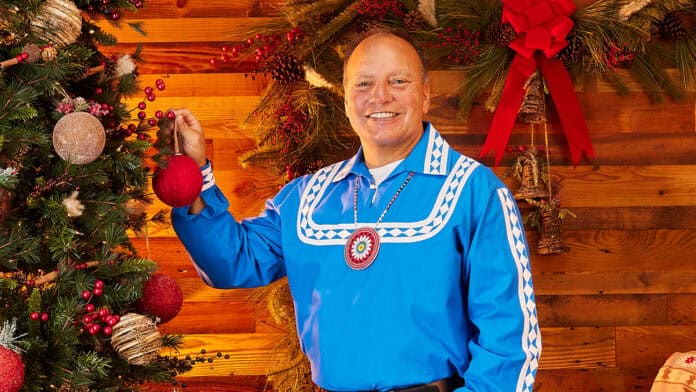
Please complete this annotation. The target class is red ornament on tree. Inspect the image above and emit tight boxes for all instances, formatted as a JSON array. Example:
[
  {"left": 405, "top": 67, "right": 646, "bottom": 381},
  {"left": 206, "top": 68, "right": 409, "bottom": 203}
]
[
  {"left": 0, "top": 344, "right": 25, "bottom": 392},
  {"left": 136, "top": 273, "right": 183, "bottom": 323},
  {"left": 152, "top": 154, "right": 202, "bottom": 208}
]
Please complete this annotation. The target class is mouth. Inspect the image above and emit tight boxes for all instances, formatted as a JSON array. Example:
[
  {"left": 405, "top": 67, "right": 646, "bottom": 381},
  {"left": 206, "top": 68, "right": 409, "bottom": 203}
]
[{"left": 366, "top": 112, "right": 399, "bottom": 119}]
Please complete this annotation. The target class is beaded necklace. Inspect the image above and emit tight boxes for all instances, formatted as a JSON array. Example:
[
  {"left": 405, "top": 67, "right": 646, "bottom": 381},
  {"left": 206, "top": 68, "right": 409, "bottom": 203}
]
[{"left": 344, "top": 171, "right": 415, "bottom": 270}]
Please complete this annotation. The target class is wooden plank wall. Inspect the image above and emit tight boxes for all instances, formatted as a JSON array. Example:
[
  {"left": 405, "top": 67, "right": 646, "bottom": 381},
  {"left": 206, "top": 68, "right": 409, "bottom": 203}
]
[{"left": 99, "top": 0, "right": 696, "bottom": 390}]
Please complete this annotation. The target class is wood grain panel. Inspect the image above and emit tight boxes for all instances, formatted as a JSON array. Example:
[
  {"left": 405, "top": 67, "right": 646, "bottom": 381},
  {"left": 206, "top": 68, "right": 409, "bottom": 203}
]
[
  {"left": 536, "top": 327, "right": 616, "bottom": 369},
  {"left": 537, "top": 295, "right": 667, "bottom": 328},
  {"left": 147, "top": 376, "right": 271, "bottom": 392},
  {"left": 158, "top": 301, "right": 256, "bottom": 334},
  {"left": 528, "top": 230, "right": 696, "bottom": 273},
  {"left": 95, "top": 17, "right": 280, "bottom": 43},
  {"left": 667, "top": 294, "right": 696, "bottom": 325},
  {"left": 171, "top": 332, "right": 289, "bottom": 376},
  {"left": 616, "top": 326, "right": 696, "bottom": 369},
  {"left": 534, "top": 368, "right": 626, "bottom": 392},
  {"left": 137, "top": 73, "right": 270, "bottom": 96},
  {"left": 106, "top": 43, "right": 256, "bottom": 74},
  {"left": 131, "top": 0, "right": 282, "bottom": 18},
  {"left": 559, "top": 207, "right": 696, "bottom": 231},
  {"left": 534, "top": 271, "right": 696, "bottom": 295}
]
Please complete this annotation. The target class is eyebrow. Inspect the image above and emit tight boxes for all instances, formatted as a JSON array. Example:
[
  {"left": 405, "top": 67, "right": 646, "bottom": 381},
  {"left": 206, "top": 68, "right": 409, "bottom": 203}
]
[{"left": 350, "top": 71, "right": 418, "bottom": 79}]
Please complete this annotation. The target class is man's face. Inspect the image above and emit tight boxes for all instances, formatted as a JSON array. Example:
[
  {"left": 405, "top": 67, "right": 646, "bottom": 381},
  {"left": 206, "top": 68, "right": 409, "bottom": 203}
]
[{"left": 343, "top": 34, "right": 430, "bottom": 159}]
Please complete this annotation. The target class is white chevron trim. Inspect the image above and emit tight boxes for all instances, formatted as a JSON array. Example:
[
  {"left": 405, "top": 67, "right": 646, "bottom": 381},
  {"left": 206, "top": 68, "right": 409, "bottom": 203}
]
[
  {"left": 497, "top": 188, "right": 541, "bottom": 392},
  {"left": 296, "top": 156, "right": 479, "bottom": 245}
]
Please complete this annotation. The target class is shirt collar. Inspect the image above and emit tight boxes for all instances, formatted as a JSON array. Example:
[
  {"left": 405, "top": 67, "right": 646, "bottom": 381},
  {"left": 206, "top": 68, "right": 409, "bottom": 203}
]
[{"left": 331, "top": 122, "right": 452, "bottom": 183}]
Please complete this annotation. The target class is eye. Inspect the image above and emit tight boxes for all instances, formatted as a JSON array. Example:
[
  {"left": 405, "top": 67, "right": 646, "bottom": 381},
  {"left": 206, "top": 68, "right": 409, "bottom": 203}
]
[
  {"left": 355, "top": 80, "right": 371, "bottom": 89},
  {"left": 391, "top": 78, "right": 410, "bottom": 86}
]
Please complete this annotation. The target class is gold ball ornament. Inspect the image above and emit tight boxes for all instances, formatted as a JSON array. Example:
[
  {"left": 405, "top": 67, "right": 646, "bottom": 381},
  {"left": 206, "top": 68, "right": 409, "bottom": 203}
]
[
  {"left": 110, "top": 313, "right": 162, "bottom": 365},
  {"left": 52, "top": 112, "right": 106, "bottom": 165},
  {"left": 0, "top": 7, "right": 21, "bottom": 46},
  {"left": 30, "top": 0, "right": 82, "bottom": 47}
]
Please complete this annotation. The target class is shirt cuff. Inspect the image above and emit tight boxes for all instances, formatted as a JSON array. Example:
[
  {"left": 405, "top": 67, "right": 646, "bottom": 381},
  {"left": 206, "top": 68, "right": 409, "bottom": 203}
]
[{"left": 201, "top": 160, "right": 215, "bottom": 192}]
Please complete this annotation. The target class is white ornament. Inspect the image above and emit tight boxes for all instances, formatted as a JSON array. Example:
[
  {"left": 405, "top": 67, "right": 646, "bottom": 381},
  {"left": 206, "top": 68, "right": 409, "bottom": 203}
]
[
  {"left": 418, "top": 0, "right": 438, "bottom": 27},
  {"left": 303, "top": 66, "right": 336, "bottom": 90},
  {"left": 619, "top": 0, "right": 652, "bottom": 21},
  {"left": 62, "top": 191, "right": 84, "bottom": 217}
]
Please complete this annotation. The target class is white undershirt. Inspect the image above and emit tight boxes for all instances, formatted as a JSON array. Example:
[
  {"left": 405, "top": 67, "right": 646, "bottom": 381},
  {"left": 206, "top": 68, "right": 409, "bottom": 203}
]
[{"left": 368, "top": 159, "right": 404, "bottom": 187}]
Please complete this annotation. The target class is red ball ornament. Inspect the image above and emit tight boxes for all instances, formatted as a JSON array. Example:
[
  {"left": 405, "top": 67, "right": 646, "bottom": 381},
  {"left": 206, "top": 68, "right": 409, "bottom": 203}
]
[
  {"left": 0, "top": 344, "right": 24, "bottom": 392},
  {"left": 152, "top": 154, "right": 203, "bottom": 208},
  {"left": 136, "top": 273, "right": 183, "bottom": 323}
]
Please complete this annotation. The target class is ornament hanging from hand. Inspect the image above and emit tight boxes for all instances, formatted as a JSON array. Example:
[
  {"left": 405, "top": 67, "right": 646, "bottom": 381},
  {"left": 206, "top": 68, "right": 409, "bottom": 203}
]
[{"left": 152, "top": 113, "right": 203, "bottom": 207}]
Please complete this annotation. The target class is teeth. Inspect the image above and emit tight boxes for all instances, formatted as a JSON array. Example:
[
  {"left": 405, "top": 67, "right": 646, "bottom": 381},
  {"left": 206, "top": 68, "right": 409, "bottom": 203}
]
[{"left": 368, "top": 112, "right": 397, "bottom": 118}]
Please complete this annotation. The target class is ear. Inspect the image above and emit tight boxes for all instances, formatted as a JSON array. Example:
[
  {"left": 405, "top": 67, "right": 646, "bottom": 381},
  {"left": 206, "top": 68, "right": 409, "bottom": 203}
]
[{"left": 422, "top": 78, "right": 431, "bottom": 114}]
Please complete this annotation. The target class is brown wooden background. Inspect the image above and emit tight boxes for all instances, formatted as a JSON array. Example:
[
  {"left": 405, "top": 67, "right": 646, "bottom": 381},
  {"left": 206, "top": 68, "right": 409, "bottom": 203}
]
[{"left": 98, "top": 0, "right": 696, "bottom": 390}]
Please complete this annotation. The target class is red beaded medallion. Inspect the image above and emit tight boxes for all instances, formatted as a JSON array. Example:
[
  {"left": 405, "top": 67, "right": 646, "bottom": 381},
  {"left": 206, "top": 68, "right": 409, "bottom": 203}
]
[{"left": 344, "top": 227, "right": 380, "bottom": 270}]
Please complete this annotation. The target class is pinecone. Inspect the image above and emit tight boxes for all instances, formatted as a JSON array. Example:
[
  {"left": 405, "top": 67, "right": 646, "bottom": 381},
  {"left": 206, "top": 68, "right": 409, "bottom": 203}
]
[
  {"left": 658, "top": 12, "right": 688, "bottom": 40},
  {"left": 23, "top": 44, "right": 42, "bottom": 63},
  {"left": 404, "top": 10, "right": 424, "bottom": 30},
  {"left": 270, "top": 55, "right": 305, "bottom": 84},
  {"left": 554, "top": 33, "right": 583, "bottom": 64},
  {"left": 486, "top": 22, "right": 517, "bottom": 47}
]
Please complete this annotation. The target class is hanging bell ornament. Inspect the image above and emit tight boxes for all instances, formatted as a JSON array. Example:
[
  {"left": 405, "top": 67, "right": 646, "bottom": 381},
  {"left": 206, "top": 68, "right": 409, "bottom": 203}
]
[
  {"left": 517, "top": 72, "right": 547, "bottom": 125},
  {"left": 537, "top": 201, "right": 569, "bottom": 255},
  {"left": 513, "top": 149, "right": 548, "bottom": 200}
]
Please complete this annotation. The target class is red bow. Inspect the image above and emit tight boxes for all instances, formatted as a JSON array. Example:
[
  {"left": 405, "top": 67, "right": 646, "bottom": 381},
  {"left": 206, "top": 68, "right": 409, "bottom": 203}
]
[{"left": 480, "top": 0, "right": 594, "bottom": 166}]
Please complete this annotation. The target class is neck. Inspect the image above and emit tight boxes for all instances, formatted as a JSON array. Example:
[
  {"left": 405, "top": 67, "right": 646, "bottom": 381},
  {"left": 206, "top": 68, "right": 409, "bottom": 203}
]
[{"left": 362, "top": 137, "right": 420, "bottom": 169}]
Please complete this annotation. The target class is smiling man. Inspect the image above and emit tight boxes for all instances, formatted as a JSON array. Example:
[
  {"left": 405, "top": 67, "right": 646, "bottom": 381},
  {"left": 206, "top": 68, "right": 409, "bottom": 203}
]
[{"left": 169, "top": 28, "right": 541, "bottom": 392}]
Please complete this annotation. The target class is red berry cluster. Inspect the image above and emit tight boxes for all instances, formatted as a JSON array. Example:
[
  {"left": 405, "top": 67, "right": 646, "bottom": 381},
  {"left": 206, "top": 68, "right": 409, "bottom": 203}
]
[
  {"left": 273, "top": 103, "right": 308, "bottom": 155},
  {"left": 79, "top": 280, "right": 121, "bottom": 336},
  {"left": 606, "top": 43, "right": 635, "bottom": 70},
  {"left": 29, "top": 311, "right": 49, "bottom": 323},
  {"left": 353, "top": 0, "right": 406, "bottom": 20},
  {"left": 119, "top": 79, "right": 172, "bottom": 140},
  {"left": 285, "top": 159, "right": 325, "bottom": 181},
  {"left": 427, "top": 25, "right": 481, "bottom": 65},
  {"left": 210, "top": 28, "right": 304, "bottom": 79},
  {"left": 29, "top": 171, "right": 74, "bottom": 198},
  {"left": 85, "top": 0, "right": 141, "bottom": 21}
]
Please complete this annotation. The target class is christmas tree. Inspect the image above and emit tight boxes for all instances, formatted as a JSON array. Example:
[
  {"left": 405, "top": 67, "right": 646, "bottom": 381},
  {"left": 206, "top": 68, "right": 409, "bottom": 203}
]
[{"left": 0, "top": 0, "right": 191, "bottom": 390}]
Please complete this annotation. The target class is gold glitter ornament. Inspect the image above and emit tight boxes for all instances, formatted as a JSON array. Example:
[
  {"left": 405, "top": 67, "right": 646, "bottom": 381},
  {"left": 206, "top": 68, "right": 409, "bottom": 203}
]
[
  {"left": 110, "top": 313, "right": 162, "bottom": 365},
  {"left": 30, "top": 0, "right": 82, "bottom": 48},
  {"left": 41, "top": 46, "right": 58, "bottom": 62},
  {"left": 0, "top": 7, "right": 21, "bottom": 46},
  {"left": 52, "top": 112, "right": 106, "bottom": 165}
]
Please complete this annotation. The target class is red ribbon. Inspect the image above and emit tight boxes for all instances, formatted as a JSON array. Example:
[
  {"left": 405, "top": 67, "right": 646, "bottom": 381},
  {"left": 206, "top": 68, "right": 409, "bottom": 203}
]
[{"left": 480, "top": 0, "right": 594, "bottom": 166}]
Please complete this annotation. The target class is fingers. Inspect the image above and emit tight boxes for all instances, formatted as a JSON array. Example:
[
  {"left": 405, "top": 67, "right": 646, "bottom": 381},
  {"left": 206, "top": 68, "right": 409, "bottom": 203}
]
[{"left": 166, "top": 108, "right": 207, "bottom": 166}]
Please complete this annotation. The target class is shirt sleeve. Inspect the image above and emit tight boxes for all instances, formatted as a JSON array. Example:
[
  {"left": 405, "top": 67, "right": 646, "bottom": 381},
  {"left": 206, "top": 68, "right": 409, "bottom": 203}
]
[
  {"left": 171, "top": 176, "right": 294, "bottom": 289},
  {"left": 458, "top": 185, "right": 542, "bottom": 392}
]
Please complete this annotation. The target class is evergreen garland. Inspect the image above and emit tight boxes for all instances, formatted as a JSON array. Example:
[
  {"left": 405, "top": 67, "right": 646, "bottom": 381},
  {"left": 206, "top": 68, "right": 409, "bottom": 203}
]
[{"left": 213, "top": 0, "right": 696, "bottom": 183}]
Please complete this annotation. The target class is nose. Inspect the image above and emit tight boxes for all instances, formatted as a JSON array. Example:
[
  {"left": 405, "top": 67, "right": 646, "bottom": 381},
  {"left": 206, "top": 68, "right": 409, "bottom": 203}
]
[{"left": 370, "top": 81, "right": 393, "bottom": 103}]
